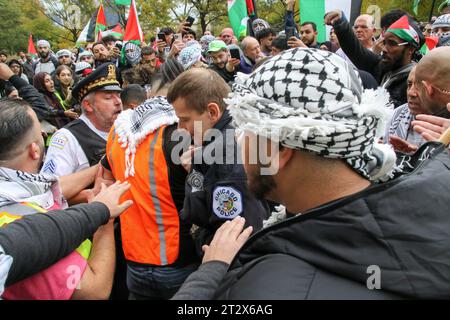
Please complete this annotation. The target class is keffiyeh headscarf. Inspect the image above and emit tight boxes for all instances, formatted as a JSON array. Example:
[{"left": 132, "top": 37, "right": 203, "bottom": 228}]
[
  {"left": 227, "top": 48, "right": 396, "bottom": 181},
  {"left": 178, "top": 45, "right": 203, "bottom": 70},
  {"left": 0, "top": 167, "right": 66, "bottom": 209},
  {"left": 114, "top": 96, "right": 179, "bottom": 177},
  {"left": 432, "top": 14, "right": 450, "bottom": 47},
  {"left": 252, "top": 19, "right": 270, "bottom": 33},
  {"left": 37, "top": 40, "right": 51, "bottom": 49},
  {"left": 200, "top": 35, "right": 216, "bottom": 53},
  {"left": 124, "top": 42, "right": 142, "bottom": 65}
]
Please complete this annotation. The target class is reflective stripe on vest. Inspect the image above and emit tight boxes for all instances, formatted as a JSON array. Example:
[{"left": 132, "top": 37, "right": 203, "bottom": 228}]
[
  {"left": 0, "top": 202, "right": 92, "bottom": 259},
  {"left": 107, "top": 125, "right": 180, "bottom": 265}
]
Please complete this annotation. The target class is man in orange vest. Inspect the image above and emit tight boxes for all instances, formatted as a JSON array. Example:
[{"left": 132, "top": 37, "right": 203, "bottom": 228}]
[{"left": 101, "top": 60, "right": 199, "bottom": 299}]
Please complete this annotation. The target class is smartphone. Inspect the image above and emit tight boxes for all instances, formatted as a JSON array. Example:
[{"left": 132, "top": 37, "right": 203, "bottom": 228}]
[
  {"left": 157, "top": 33, "right": 166, "bottom": 42},
  {"left": 186, "top": 16, "right": 195, "bottom": 27},
  {"left": 230, "top": 48, "right": 241, "bottom": 60},
  {"left": 174, "top": 33, "right": 182, "bottom": 41},
  {"left": 285, "top": 27, "right": 296, "bottom": 41},
  {"left": 115, "top": 41, "right": 123, "bottom": 50}
]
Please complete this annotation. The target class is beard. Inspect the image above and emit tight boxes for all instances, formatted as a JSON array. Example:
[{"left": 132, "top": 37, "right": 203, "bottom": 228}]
[
  {"left": 380, "top": 48, "right": 407, "bottom": 73},
  {"left": 39, "top": 51, "right": 49, "bottom": 59},
  {"left": 247, "top": 165, "right": 277, "bottom": 200}
]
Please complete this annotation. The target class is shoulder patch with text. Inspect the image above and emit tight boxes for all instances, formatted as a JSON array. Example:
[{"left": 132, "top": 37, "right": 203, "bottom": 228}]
[
  {"left": 50, "top": 134, "right": 69, "bottom": 150},
  {"left": 212, "top": 186, "right": 243, "bottom": 219}
]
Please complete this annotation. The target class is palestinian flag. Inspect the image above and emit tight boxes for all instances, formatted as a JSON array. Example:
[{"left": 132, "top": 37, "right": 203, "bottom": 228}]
[
  {"left": 27, "top": 34, "right": 37, "bottom": 59},
  {"left": 299, "top": 0, "right": 362, "bottom": 43},
  {"left": 102, "top": 24, "right": 124, "bottom": 40},
  {"left": 386, "top": 15, "right": 420, "bottom": 48},
  {"left": 420, "top": 36, "right": 439, "bottom": 55},
  {"left": 123, "top": 0, "right": 144, "bottom": 44},
  {"left": 246, "top": 0, "right": 256, "bottom": 17},
  {"left": 95, "top": 3, "right": 107, "bottom": 41},
  {"left": 228, "top": 0, "right": 248, "bottom": 39}
]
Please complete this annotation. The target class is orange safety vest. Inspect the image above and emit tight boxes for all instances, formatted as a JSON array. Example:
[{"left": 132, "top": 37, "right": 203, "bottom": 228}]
[{"left": 106, "top": 126, "right": 180, "bottom": 265}]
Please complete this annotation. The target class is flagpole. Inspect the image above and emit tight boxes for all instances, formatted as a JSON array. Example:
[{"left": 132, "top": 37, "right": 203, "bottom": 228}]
[{"left": 429, "top": 0, "right": 437, "bottom": 21}]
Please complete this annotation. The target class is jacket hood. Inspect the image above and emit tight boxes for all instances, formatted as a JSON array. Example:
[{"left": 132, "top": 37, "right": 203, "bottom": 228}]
[{"left": 233, "top": 142, "right": 450, "bottom": 299}]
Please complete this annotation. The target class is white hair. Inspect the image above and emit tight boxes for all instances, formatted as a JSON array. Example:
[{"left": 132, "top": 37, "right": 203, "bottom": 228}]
[{"left": 81, "top": 92, "right": 95, "bottom": 114}]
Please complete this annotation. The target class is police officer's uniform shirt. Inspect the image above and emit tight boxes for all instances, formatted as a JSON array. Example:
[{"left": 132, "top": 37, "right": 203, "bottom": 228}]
[{"left": 41, "top": 115, "right": 108, "bottom": 176}]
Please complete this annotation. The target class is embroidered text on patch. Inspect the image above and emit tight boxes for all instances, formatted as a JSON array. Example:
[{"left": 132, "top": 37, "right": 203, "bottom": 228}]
[{"left": 212, "top": 187, "right": 243, "bottom": 219}]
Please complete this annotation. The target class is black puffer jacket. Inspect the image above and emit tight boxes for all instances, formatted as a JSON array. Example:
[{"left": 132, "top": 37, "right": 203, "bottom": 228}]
[{"left": 215, "top": 143, "right": 450, "bottom": 299}]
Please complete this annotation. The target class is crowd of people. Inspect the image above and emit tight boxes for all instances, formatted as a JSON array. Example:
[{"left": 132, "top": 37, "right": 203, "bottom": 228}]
[{"left": 0, "top": 0, "right": 450, "bottom": 300}]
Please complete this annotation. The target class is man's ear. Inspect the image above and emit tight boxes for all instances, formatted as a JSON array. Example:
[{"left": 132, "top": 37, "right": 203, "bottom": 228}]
[
  {"left": 206, "top": 102, "right": 222, "bottom": 123},
  {"left": 82, "top": 98, "right": 93, "bottom": 113},
  {"left": 421, "top": 80, "right": 434, "bottom": 98},
  {"left": 278, "top": 145, "right": 294, "bottom": 171},
  {"left": 29, "top": 142, "right": 41, "bottom": 161}
]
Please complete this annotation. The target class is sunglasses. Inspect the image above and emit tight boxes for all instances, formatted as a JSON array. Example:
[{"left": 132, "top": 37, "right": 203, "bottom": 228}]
[{"left": 382, "top": 39, "right": 409, "bottom": 48}]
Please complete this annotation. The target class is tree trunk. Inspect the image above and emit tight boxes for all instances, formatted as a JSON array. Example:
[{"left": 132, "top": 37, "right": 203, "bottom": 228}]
[{"left": 200, "top": 13, "right": 207, "bottom": 34}]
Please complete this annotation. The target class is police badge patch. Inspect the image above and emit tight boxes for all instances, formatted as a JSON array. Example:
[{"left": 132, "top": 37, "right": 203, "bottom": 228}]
[
  {"left": 187, "top": 170, "right": 204, "bottom": 192},
  {"left": 212, "top": 187, "right": 243, "bottom": 219}
]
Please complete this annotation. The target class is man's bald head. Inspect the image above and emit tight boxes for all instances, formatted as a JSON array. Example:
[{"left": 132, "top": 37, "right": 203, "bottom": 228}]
[
  {"left": 415, "top": 47, "right": 450, "bottom": 114},
  {"left": 241, "top": 36, "right": 261, "bottom": 61},
  {"left": 416, "top": 47, "right": 450, "bottom": 88}
]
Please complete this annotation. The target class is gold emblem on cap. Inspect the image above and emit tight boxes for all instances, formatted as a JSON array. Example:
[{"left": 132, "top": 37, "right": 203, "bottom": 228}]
[
  {"left": 107, "top": 64, "right": 116, "bottom": 80},
  {"left": 78, "top": 64, "right": 119, "bottom": 101}
]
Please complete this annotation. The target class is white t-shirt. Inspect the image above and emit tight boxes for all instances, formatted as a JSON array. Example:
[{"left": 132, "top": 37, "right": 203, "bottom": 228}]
[
  {"left": 34, "top": 60, "right": 56, "bottom": 75},
  {"left": 41, "top": 115, "right": 108, "bottom": 177}
]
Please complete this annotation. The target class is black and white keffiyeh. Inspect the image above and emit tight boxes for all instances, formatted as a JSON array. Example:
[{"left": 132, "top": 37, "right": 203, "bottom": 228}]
[
  {"left": 124, "top": 42, "right": 142, "bottom": 66},
  {"left": 0, "top": 167, "right": 66, "bottom": 209},
  {"left": 114, "top": 96, "right": 179, "bottom": 177},
  {"left": 227, "top": 48, "right": 396, "bottom": 181}
]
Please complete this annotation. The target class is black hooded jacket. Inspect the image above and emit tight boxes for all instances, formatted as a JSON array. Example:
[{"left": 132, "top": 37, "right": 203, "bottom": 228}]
[
  {"left": 332, "top": 14, "right": 417, "bottom": 108},
  {"left": 181, "top": 111, "right": 270, "bottom": 257},
  {"left": 174, "top": 143, "right": 450, "bottom": 299}
]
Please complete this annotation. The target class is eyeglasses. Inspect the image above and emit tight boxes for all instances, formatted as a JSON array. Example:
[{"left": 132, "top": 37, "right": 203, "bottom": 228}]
[
  {"left": 382, "top": 39, "right": 409, "bottom": 48},
  {"left": 353, "top": 25, "right": 369, "bottom": 30}
]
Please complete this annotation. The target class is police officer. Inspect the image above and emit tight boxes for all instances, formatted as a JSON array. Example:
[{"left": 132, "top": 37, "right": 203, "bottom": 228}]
[
  {"left": 42, "top": 63, "right": 122, "bottom": 178},
  {"left": 167, "top": 68, "right": 270, "bottom": 257}
]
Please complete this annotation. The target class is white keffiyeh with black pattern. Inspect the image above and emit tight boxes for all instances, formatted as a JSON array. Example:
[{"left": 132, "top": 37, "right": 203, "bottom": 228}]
[
  {"left": 0, "top": 167, "right": 66, "bottom": 209},
  {"left": 227, "top": 48, "right": 396, "bottom": 181},
  {"left": 114, "top": 96, "right": 179, "bottom": 177}
]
